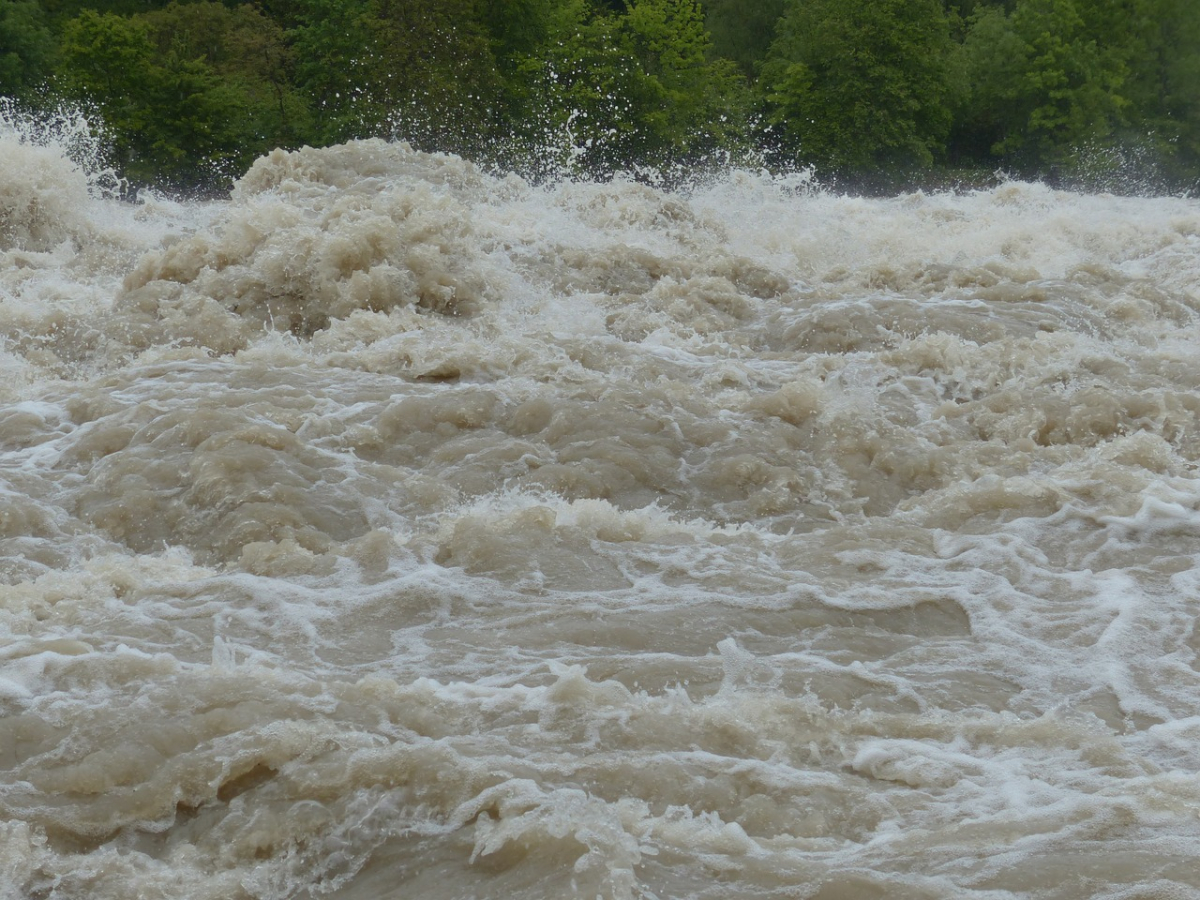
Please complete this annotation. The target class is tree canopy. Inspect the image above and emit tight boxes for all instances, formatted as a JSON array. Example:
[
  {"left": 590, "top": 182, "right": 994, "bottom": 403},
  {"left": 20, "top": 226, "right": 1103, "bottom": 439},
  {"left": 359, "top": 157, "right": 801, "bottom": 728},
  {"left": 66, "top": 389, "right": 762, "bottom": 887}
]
[
  {"left": 761, "top": 0, "right": 957, "bottom": 175},
  {"left": 0, "top": 0, "right": 56, "bottom": 98},
  {"left": 4, "top": 0, "right": 1198, "bottom": 192}
]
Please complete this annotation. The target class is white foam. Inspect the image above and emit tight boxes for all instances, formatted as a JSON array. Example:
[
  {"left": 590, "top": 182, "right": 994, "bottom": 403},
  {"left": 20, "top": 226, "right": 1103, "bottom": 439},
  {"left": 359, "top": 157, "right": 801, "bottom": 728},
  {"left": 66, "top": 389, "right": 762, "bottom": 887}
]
[{"left": 2, "top": 139, "right": 1200, "bottom": 898}]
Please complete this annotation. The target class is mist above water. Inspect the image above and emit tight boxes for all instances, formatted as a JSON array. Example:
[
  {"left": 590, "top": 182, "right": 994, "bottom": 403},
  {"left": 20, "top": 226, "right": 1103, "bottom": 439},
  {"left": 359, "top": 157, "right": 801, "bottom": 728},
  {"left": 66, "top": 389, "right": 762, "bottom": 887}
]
[{"left": 3, "top": 120, "right": 1200, "bottom": 900}]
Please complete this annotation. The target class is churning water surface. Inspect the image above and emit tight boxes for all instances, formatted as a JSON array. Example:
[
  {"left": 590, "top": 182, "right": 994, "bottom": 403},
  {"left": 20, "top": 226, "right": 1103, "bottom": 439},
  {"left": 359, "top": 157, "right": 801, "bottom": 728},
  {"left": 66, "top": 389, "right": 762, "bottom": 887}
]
[{"left": 3, "top": 121, "right": 1200, "bottom": 900}]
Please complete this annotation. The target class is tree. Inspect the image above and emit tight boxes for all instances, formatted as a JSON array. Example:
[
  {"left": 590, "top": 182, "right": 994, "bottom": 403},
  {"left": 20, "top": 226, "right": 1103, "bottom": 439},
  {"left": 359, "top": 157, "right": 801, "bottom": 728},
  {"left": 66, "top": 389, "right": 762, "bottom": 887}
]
[
  {"left": 285, "top": 0, "right": 502, "bottom": 150},
  {"left": 481, "top": 0, "right": 562, "bottom": 60},
  {"left": 284, "top": 0, "right": 389, "bottom": 143},
  {"left": 519, "top": 5, "right": 664, "bottom": 174},
  {"left": 1155, "top": 0, "right": 1200, "bottom": 175},
  {"left": 58, "top": 8, "right": 267, "bottom": 186},
  {"left": 39, "top": 0, "right": 176, "bottom": 21},
  {"left": 958, "top": 0, "right": 1131, "bottom": 166},
  {"left": 0, "top": 0, "right": 55, "bottom": 98},
  {"left": 513, "top": 0, "right": 749, "bottom": 176},
  {"left": 621, "top": 0, "right": 749, "bottom": 161},
  {"left": 701, "top": 0, "right": 786, "bottom": 77},
  {"left": 761, "top": 0, "right": 956, "bottom": 176},
  {"left": 1114, "top": 0, "right": 1200, "bottom": 184},
  {"left": 142, "top": 0, "right": 308, "bottom": 157}
]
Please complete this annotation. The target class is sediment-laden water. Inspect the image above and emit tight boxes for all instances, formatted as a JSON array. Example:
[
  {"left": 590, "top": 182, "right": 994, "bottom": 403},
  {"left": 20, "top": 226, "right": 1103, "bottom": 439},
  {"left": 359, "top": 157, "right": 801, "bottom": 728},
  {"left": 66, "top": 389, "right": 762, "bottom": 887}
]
[{"left": 3, "top": 121, "right": 1200, "bottom": 900}]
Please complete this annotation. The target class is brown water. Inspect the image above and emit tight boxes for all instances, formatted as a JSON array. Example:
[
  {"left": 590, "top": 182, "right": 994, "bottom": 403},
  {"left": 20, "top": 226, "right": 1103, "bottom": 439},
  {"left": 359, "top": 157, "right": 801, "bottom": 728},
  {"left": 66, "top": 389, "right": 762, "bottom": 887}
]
[{"left": 3, "top": 122, "right": 1200, "bottom": 900}]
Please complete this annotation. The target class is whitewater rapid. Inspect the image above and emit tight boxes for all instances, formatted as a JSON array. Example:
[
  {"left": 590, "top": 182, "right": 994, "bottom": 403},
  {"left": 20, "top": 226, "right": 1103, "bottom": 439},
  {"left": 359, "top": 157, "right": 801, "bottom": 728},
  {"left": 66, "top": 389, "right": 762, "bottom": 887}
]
[{"left": 3, "top": 126, "right": 1200, "bottom": 899}]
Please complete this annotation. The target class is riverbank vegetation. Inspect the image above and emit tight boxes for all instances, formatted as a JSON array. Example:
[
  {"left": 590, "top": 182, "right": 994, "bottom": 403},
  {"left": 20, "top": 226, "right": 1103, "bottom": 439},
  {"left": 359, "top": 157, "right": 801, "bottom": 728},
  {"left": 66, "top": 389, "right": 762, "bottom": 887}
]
[{"left": 2, "top": 0, "right": 1198, "bottom": 192}]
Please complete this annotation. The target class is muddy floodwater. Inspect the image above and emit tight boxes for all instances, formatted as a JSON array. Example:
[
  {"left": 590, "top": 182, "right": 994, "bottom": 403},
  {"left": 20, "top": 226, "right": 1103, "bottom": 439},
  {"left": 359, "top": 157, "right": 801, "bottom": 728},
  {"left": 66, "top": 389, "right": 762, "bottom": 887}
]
[{"left": 3, "top": 125, "right": 1200, "bottom": 899}]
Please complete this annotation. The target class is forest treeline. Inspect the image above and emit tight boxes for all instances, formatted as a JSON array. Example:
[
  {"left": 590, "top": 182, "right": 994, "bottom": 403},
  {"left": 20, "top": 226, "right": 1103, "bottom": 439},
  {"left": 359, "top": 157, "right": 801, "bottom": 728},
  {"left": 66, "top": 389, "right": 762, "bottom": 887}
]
[{"left": 2, "top": 0, "right": 1199, "bottom": 192}]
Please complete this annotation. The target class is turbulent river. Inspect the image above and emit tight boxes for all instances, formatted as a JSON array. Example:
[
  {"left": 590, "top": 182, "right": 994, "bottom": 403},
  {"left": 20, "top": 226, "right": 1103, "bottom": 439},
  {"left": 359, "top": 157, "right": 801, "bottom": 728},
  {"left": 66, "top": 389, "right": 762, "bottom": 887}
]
[{"left": 3, "top": 120, "right": 1200, "bottom": 900}]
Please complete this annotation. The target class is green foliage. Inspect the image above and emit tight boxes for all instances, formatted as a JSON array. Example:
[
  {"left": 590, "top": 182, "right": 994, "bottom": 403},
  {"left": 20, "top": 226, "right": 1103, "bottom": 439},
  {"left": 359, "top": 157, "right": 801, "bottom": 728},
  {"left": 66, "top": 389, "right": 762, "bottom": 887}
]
[
  {"left": 58, "top": 11, "right": 157, "bottom": 130},
  {"left": 287, "top": 0, "right": 502, "bottom": 151},
  {"left": 372, "top": 0, "right": 503, "bottom": 152},
  {"left": 621, "top": 0, "right": 750, "bottom": 159},
  {"left": 1158, "top": 1, "right": 1200, "bottom": 172},
  {"left": 143, "top": 2, "right": 307, "bottom": 158},
  {"left": 284, "top": 0, "right": 385, "bottom": 142},
  {"left": 761, "top": 0, "right": 956, "bottom": 175},
  {"left": 482, "top": 0, "right": 561, "bottom": 60},
  {"left": 516, "top": 4, "right": 664, "bottom": 174},
  {"left": 701, "top": 0, "right": 785, "bottom": 76},
  {"left": 0, "top": 0, "right": 56, "bottom": 97},
  {"left": 40, "top": 0, "right": 176, "bottom": 21},
  {"left": 514, "top": 0, "right": 749, "bottom": 176},
  {"left": 58, "top": 5, "right": 285, "bottom": 185},
  {"left": 960, "top": 0, "right": 1130, "bottom": 164},
  {"left": 11, "top": 0, "right": 1200, "bottom": 190},
  {"left": 1115, "top": 0, "right": 1200, "bottom": 181}
]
